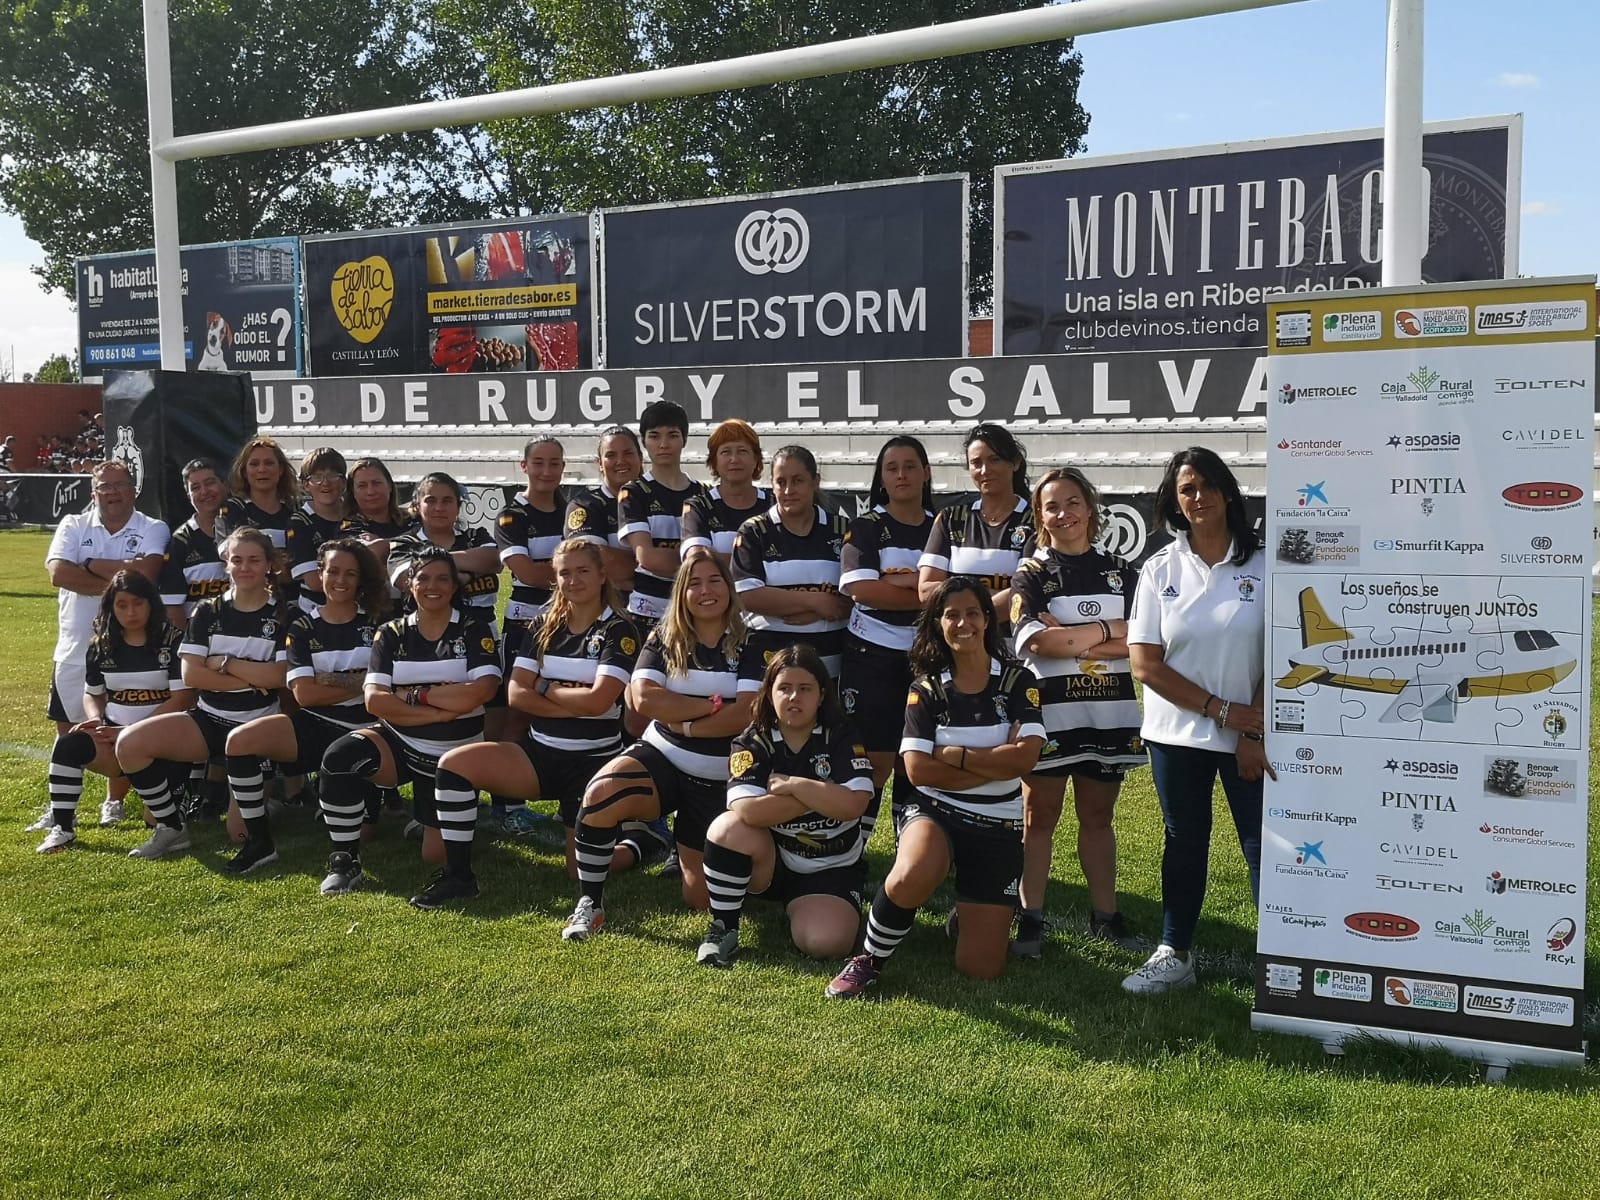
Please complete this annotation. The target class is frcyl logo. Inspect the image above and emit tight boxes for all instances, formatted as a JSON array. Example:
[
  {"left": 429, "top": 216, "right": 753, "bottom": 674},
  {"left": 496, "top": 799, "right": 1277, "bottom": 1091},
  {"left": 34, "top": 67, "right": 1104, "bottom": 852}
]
[{"left": 734, "top": 208, "right": 810, "bottom": 275}]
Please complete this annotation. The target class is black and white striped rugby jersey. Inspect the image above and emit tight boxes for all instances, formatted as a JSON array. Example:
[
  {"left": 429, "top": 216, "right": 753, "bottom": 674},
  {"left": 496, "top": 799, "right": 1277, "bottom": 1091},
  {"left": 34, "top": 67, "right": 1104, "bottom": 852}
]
[
  {"left": 495, "top": 491, "right": 567, "bottom": 621},
  {"left": 727, "top": 722, "right": 874, "bottom": 874},
  {"left": 840, "top": 505, "right": 933, "bottom": 654},
  {"left": 158, "top": 516, "right": 226, "bottom": 616},
  {"left": 634, "top": 630, "right": 764, "bottom": 781},
  {"left": 512, "top": 608, "right": 641, "bottom": 756},
  {"left": 919, "top": 498, "right": 1035, "bottom": 594},
  {"left": 617, "top": 473, "right": 708, "bottom": 622},
  {"left": 680, "top": 486, "right": 769, "bottom": 559},
  {"left": 182, "top": 594, "right": 288, "bottom": 723},
  {"left": 367, "top": 608, "right": 502, "bottom": 759},
  {"left": 84, "top": 625, "right": 187, "bottom": 726},
  {"left": 283, "top": 607, "right": 381, "bottom": 730}
]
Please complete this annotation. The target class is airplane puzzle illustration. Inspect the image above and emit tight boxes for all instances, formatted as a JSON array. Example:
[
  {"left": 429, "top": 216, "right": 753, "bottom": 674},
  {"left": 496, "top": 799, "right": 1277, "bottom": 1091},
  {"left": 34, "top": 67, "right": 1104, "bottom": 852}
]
[{"left": 1276, "top": 585, "right": 1576, "bottom": 725}]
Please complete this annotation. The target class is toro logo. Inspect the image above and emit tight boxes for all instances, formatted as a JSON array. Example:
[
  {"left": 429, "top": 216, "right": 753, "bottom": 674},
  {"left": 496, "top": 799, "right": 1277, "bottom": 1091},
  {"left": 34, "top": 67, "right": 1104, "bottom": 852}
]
[
  {"left": 1502, "top": 482, "right": 1583, "bottom": 512},
  {"left": 1345, "top": 912, "right": 1419, "bottom": 941}
]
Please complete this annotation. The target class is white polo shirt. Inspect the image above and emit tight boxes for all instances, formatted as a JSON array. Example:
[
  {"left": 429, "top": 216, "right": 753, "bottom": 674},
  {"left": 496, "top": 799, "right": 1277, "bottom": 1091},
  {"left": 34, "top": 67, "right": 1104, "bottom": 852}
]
[
  {"left": 47, "top": 507, "right": 170, "bottom": 665},
  {"left": 1127, "top": 532, "right": 1265, "bottom": 752}
]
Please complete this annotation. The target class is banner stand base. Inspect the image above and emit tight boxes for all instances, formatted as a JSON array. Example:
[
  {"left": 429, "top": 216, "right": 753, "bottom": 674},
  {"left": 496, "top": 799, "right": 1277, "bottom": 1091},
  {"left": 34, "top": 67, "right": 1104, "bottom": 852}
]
[{"left": 1252, "top": 1012, "right": 1586, "bottom": 1075}]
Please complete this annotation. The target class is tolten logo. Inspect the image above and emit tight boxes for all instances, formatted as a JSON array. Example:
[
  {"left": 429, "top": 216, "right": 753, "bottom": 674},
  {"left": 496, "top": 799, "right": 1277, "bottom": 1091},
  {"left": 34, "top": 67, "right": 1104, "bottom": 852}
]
[
  {"left": 331, "top": 256, "right": 395, "bottom": 344},
  {"left": 734, "top": 208, "right": 810, "bottom": 275}
]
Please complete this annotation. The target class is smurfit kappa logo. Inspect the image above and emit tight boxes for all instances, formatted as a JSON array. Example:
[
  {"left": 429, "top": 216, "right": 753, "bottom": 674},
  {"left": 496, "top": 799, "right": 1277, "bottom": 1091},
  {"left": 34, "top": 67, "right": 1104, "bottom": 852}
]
[{"left": 734, "top": 209, "right": 810, "bottom": 275}]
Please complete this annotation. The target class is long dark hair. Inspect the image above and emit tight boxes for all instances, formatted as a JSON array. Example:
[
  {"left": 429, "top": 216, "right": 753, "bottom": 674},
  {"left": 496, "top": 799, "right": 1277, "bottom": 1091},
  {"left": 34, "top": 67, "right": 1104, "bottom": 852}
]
[
  {"left": 868, "top": 435, "right": 934, "bottom": 512},
  {"left": 1153, "top": 446, "right": 1258, "bottom": 567},
  {"left": 910, "top": 576, "right": 1009, "bottom": 677},
  {"left": 89, "top": 570, "right": 169, "bottom": 659},
  {"left": 964, "top": 423, "right": 1029, "bottom": 497},
  {"left": 318, "top": 537, "right": 392, "bottom": 621},
  {"left": 753, "top": 642, "right": 843, "bottom": 732}
]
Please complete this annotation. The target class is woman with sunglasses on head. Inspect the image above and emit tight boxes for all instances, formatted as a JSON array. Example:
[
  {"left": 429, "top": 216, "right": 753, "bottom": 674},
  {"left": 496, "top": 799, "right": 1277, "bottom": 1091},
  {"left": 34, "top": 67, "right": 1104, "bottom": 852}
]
[
  {"left": 731, "top": 446, "right": 852, "bottom": 681},
  {"left": 838, "top": 435, "right": 934, "bottom": 829},
  {"left": 565, "top": 425, "right": 645, "bottom": 598},
  {"left": 317, "top": 546, "right": 502, "bottom": 907},
  {"left": 559, "top": 548, "right": 759, "bottom": 941},
  {"left": 285, "top": 447, "right": 355, "bottom": 615},
  {"left": 116, "top": 528, "right": 290, "bottom": 863},
  {"left": 1122, "top": 447, "right": 1271, "bottom": 996},
  {"left": 827, "top": 577, "right": 1044, "bottom": 1000},
  {"left": 432, "top": 539, "right": 639, "bottom": 908},
  {"left": 214, "top": 436, "right": 298, "bottom": 552},
  {"left": 219, "top": 539, "right": 390, "bottom": 877},
  {"left": 387, "top": 472, "right": 501, "bottom": 618},
  {"left": 35, "top": 572, "right": 193, "bottom": 854},
  {"left": 918, "top": 422, "right": 1034, "bottom": 615},
  {"left": 1010, "top": 468, "right": 1145, "bottom": 958},
  {"left": 696, "top": 644, "right": 874, "bottom": 967},
  {"left": 680, "top": 418, "right": 768, "bottom": 566},
  {"left": 344, "top": 457, "right": 407, "bottom": 565}
]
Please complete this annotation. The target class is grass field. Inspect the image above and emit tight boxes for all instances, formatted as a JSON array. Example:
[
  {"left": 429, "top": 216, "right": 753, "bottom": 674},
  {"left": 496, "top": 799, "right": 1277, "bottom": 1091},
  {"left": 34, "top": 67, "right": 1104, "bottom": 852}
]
[{"left": 2, "top": 527, "right": 1599, "bottom": 1198}]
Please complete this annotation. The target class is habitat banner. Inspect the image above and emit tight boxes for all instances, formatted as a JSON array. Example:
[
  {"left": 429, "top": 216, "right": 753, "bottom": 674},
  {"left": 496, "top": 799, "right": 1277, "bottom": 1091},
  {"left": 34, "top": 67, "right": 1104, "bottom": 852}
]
[
  {"left": 997, "top": 117, "right": 1518, "bottom": 356},
  {"left": 599, "top": 176, "right": 967, "bottom": 368},
  {"left": 1253, "top": 278, "right": 1595, "bottom": 1069},
  {"left": 76, "top": 239, "right": 302, "bottom": 382},
  {"left": 303, "top": 214, "right": 594, "bottom": 377}
]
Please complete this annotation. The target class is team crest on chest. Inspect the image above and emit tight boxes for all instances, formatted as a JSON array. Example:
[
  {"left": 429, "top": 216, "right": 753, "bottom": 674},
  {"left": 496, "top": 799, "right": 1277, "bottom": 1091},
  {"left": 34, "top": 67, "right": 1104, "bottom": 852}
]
[
  {"left": 812, "top": 754, "right": 832, "bottom": 780},
  {"left": 586, "top": 632, "right": 605, "bottom": 658},
  {"left": 157, "top": 648, "right": 172, "bottom": 666},
  {"left": 451, "top": 637, "right": 467, "bottom": 658},
  {"left": 1009, "top": 525, "right": 1027, "bottom": 548},
  {"left": 994, "top": 694, "right": 1009, "bottom": 722},
  {"left": 360, "top": 627, "right": 374, "bottom": 646},
  {"left": 1106, "top": 572, "right": 1123, "bottom": 593},
  {"left": 260, "top": 619, "right": 276, "bottom": 637}
]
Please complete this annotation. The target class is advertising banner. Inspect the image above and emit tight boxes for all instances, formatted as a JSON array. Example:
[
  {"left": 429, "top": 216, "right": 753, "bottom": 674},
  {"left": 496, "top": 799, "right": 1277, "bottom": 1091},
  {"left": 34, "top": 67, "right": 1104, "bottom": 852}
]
[
  {"left": 598, "top": 176, "right": 967, "bottom": 369},
  {"left": 76, "top": 239, "right": 302, "bottom": 382},
  {"left": 1253, "top": 278, "right": 1594, "bottom": 1068},
  {"left": 303, "top": 214, "right": 594, "bottom": 377},
  {"left": 997, "top": 117, "right": 1519, "bottom": 357}
]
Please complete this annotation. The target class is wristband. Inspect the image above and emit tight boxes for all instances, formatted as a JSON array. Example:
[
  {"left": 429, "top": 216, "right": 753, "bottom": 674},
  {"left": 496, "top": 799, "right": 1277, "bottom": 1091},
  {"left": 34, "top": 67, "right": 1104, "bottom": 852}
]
[
  {"left": 1202, "top": 694, "right": 1215, "bottom": 718},
  {"left": 959, "top": 746, "right": 968, "bottom": 770},
  {"left": 1097, "top": 619, "right": 1110, "bottom": 644},
  {"left": 709, "top": 693, "right": 724, "bottom": 715},
  {"left": 1217, "top": 700, "right": 1231, "bottom": 728},
  {"left": 684, "top": 719, "right": 694, "bottom": 738},
  {"left": 418, "top": 686, "right": 431, "bottom": 708}
]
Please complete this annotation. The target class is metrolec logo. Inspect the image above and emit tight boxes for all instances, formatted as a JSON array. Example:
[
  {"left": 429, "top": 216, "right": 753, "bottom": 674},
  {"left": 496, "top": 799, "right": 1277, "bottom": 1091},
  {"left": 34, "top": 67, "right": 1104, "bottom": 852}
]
[{"left": 1276, "top": 383, "right": 1357, "bottom": 404}]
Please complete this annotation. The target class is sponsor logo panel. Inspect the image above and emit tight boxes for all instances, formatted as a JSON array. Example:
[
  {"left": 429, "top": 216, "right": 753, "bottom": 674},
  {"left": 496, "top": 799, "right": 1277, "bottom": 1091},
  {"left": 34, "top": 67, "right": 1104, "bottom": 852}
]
[
  {"left": 1264, "top": 962, "right": 1303, "bottom": 996},
  {"left": 1474, "top": 300, "right": 1591, "bottom": 336},
  {"left": 1320, "top": 310, "right": 1382, "bottom": 343},
  {"left": 1462, "top": 985, "right": 1574, "bottom": 1026},
  {"left": 1382, "top": 975, "right": 1460, "bottom": 1012},
  {"left": 1313, "top": 968, "right": 1372, "bottom": 1002},
  {"left": 1394, "top": 306, "right": 1469, "bottom": 338},
  {"left": 1482, "top": 754, "right": 1576, "bottom": 802},
  {"left": 1276, "top": 525, "right": 1359, "bottom": 566}
]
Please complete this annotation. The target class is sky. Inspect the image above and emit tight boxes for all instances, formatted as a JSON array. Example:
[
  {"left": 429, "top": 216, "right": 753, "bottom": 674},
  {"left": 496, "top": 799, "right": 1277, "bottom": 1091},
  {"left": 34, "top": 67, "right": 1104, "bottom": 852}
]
[{"left": 0, "top": 0, "right": 1593, "bottom": 378}]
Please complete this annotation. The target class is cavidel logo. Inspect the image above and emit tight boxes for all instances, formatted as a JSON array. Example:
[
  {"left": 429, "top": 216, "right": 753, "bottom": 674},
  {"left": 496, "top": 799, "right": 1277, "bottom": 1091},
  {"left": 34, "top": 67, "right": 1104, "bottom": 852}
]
[{"left": 734, "top": 208, "right": 810, "bottom": 275}]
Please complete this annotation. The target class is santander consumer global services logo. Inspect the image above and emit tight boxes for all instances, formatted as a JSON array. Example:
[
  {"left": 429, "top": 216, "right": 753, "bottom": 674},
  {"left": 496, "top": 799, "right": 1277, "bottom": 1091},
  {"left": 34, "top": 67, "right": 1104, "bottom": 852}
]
[{"left": 734, "top": 208, "right": 810, "bottom": 275}]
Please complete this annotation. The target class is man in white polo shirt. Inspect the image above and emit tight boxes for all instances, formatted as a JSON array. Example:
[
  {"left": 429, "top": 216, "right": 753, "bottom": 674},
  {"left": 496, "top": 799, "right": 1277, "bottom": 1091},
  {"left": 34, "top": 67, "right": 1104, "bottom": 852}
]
[{"left": 32, "top": 460, "right": 169, "bottom": 828}]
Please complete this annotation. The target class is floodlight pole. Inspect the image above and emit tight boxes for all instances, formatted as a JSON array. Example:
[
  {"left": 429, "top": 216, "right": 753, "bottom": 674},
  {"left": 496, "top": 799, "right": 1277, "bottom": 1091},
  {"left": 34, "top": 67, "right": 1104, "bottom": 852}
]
[
  {"left": 1381, "top": 0, "right": 1425, "bottom": 285},
  {"left": 141, "top": 0, "right": 186, "bottom": 372}
]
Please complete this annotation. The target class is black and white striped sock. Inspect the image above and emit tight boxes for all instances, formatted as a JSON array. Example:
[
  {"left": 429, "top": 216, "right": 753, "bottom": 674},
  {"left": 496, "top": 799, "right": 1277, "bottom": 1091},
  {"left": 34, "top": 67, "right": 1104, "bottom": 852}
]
[
  {"left": 862, "top": 890, "right": 917, "bottom": 961},
  {"left": 701, "top": 839, "right": 754, "bottom": 930},
  {"left": 47, "top": 730, "right": 96, "bottom": 832},
  {"left": 127, "top": 762, "right": 181, "bottom": 828},
  {"left": 574, "top": 819, "right": 618, "bottom": 904}
]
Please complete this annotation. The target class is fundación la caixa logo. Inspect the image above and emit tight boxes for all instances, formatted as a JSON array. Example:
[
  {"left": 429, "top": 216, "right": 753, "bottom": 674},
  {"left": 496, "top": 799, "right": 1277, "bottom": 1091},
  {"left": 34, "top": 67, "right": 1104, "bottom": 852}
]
[{"left": 735, "top": 208, "right": 810, "bottom": 275}]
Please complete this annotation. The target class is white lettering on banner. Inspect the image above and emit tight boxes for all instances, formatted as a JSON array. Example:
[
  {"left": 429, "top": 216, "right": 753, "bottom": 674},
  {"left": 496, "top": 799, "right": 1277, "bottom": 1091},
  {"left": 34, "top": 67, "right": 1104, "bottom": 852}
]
[
  {"left": 1160, "top": 357, "right": 1210, "bottom": 414},
  {"left": 1237, "top": 180, "right": 1266, "bottom": 271},
  {"left": 578, "top": 377, "right": 610, "bottom": 422},
  {"left": 947, "top": 366, "right": 986, "bottom": 418},
  {"left": 403, "top": 381, "right": 428, "bottom": 423},
  {"left": 254, "top": 385, "right": 275, "bottom": 423},
  {"left": 524, "top": 379, "right": 556, "bottom": 423},
  {"left": 1017, "top": 365, "right": 1061, "bottom": 417},
  {"left": 845, "top": 369, "right": 878, "bottom": 419},
  {"left": 788, "top": 372, "right": 819, "bottom": 419},
  {"left": 1279, "top": 178, "right": 1306, "bottom": 268},
  {"left": 291, "top": 384, "right": 315, "bottom": 423},
  {"left": 632, "top": 290, "right": 927, "bottom": 346},
  {"left": 360, "top": 383, "right": 385, "bottom": 423},
  {"left": 688, "top": 374, "right": 723, "bottom": 421},
  {"left": 634, "top": 376, "right": 665, "bottom": 417},
  {"left": 479, "top": 381, "right": 507, "bottom": 424},
  {"left": 1091, "top": 361, "right": 1126, "bottom": 415},
  {"left": 1238, "top": 356, "right": 1270, "bottom": 413}
]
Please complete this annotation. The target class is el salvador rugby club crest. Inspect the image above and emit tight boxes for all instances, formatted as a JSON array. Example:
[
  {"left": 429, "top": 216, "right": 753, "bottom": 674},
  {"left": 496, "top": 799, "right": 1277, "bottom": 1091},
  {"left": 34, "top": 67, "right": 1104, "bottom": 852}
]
[
  {"left": 841, "top": 687, "right": 858, "bottom": 714},
  {"left": 812, "top": 754, "right": 832, "bottom": 780},
  {"left": 994, "top": 694, "right": 1009, "bottom": 722},
  {"left": 586, "top": 631, "right": 605, "bottom": 658},
  {"left": 1105, "top": 571, "right": 1123, "bottom": 593},
  {"left": 260, "top": 618, "right": 277, "bottom": 637},
  {"left": 1009, "top": 525, "right": 1027, "bottom": 549},
  {"left": 452, "top": 636, "right": 467, "bottom": 658}
]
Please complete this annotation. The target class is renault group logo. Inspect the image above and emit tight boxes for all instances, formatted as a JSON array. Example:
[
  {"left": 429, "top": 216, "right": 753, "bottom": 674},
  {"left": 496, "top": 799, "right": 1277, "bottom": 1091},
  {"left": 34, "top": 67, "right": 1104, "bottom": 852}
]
[{"left": 735, "top": 208, "right": 810, "bottom": 275}]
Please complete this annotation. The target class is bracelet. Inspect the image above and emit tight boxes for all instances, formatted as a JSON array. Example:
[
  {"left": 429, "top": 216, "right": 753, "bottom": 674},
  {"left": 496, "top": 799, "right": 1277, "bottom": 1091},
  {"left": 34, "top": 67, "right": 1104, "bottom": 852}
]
[
  {"left": 417, "top": 686, "right": 431, "bottom": 708},
  {"left": 1201, "top": 694, "right": 1215, "bottom": 718},
  {"left": 709, "top": 693, "right": 724, "bottom": 716},
  {"left": 1217, "top": 700, "right": 1232, "bottom": 728},
  {"left": 959, "top": 746, "right": 968, "bottom": 770},
  {"left": 684, "top": 719, "right": 694, "bottom": 738},
  {"left": 1241, "top": 731, "right": 1264, "bottom": 742},
  {"left": 218, "top": 655, "right": 231, "bottom": 675},
  {"left": 1097, "top": 619, "right": 1110, "bottom": 644}
]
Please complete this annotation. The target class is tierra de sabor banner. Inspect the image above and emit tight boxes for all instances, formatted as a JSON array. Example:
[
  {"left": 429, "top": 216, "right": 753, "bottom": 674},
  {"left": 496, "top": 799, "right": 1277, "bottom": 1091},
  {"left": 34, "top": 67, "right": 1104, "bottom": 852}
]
[
  {"left": 1253, "top": 277, "right": 1594, "bottom": 1070},
  {"left": 996, "top": 117, "right": 1518, "bottom": 356}
]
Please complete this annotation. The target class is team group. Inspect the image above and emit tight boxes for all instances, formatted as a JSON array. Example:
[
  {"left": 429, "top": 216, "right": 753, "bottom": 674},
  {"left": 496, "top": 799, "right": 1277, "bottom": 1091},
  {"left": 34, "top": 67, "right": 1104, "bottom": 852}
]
[{"left": 34, "top": 402, "right": 1271, "bottom": 999}]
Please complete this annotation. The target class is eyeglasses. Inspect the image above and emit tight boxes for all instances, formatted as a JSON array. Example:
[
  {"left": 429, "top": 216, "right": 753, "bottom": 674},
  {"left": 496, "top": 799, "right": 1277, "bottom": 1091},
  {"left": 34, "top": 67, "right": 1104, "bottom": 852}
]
[
  {"left": 302, "top": 472, "right": 344, "bottom": 485},
  {"left": 94, "top": 483, "right": 132, "bottom": 495}
]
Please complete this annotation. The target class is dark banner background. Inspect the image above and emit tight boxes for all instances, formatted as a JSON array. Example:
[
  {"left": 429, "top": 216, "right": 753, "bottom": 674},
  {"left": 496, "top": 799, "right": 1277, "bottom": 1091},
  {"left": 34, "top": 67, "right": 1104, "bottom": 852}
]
[
  {"left": 304, "top": 215, "right": 594, "bottom": 377},
  {"left": 77, "top": 239, "right": 302, "bottom": 381},
  {"left": 1000, "top": 124, "right": 1512, "bottom": 355},
  {"left": 600, "top": 178, "right": 967, "bottom": 369}
]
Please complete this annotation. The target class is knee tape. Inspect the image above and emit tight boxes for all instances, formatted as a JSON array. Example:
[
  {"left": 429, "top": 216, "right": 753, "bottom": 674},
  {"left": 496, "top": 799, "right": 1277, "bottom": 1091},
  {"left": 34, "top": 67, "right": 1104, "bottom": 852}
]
[{"left": 322, "top": 734, "right": 382, "bottom": 779}]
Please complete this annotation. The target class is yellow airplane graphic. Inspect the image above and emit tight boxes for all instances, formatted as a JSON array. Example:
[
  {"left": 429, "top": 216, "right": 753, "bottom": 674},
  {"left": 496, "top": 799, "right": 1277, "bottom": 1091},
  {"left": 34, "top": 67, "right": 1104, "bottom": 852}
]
[{"left": 1275, "top": 588, "right": 1576, "bottom": 723}]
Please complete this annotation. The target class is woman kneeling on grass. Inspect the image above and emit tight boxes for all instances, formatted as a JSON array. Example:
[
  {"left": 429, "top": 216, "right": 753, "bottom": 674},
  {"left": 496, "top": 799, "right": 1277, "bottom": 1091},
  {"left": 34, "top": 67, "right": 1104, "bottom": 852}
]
[
  {"left": 116, "top": 528, "right": 289, "bottom": 862},
  {"left": 317, "top": 546, "right": 501, "bottom": 908},
  {"left": 827, "top": 576, "right": 1044, "bottom": 1000},
  {"left": 559, "top": 548, "right": 758, "bottom": 942},
  {"left": 33, "top": 571, "right": 193, "bottom": 853},
  {"left": 220, "top": 539, "right": 390, "bottom": 876},
  {"left": 430, "top": 538, "right": 639, "bottom": 907},
  {"left": 695, "top": 643, "right": 874, "bottom": 968}
]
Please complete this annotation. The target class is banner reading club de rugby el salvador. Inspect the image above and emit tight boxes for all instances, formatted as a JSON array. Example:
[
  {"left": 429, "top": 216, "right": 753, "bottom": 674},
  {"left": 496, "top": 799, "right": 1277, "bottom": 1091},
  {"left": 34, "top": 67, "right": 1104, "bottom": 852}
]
[{"left": 1253, "top": 278, "right": 1595, "bottom": 1069}]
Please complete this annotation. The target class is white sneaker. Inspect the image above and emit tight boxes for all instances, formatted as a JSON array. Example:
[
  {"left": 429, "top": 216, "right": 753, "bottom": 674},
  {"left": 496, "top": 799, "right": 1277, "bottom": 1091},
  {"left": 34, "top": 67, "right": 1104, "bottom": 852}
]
[
  {"left": 560, "top": 896, "right": 605, "bottom": 942},
  {"left": 99, "top": 798, "right": 125, "bottom": 827},
  {"left": 36, "top": 826, "right": 76, "bottom": 854},
  {"left": 24, "top": 807, "right": 54, "bottom": 833},
  {"left": 1121, "top": 944, "right": 1196, "bottom": 995},
  {"left": 129, "top": 823, "right": 192, "bottom": 860}
]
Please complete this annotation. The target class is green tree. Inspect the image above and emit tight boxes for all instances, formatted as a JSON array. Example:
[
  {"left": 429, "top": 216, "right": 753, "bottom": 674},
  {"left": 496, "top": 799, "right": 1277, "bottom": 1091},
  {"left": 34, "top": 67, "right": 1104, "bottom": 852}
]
[
  {"left": 31, "top": 352, "right": 78, "bottom": 383},
  {"left": 442, "top": 0, "right": 1090, "bottom": 309},
  {"left": 0, "top": 1, "right": 512, "bottom": 296}
]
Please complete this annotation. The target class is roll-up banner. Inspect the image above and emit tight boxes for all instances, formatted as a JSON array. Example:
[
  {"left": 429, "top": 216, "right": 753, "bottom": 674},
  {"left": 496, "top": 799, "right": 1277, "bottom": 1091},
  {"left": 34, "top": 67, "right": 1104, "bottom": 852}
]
[
  {"left": 1253, "top": 278, "right": 1595, "bottom": 1070},
  {"left": 302, "top": 214, "right": 595, "bottom": 377},
  {"left": 76, "top": 238, "right": 302, "bottom": 382},
  {"left": 598, "top": 175, "right": 968, "bottom": 369},
  {"left": 996, "top": 116, "right": 1520, "bottom": 357}
]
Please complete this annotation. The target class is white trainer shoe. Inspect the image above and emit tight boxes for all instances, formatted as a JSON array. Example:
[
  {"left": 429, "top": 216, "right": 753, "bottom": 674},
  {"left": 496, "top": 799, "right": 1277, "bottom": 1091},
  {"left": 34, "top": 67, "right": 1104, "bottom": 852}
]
[
  {"left": 36, "top": 826, "right": 76, "bottom": 854},
  {"left": 99, "top": 798, "right": 126, "bottom": 827},
  {"left": 24, "top": 807, "right": 54, "bottom": 833},
  {"left": 128, "top": 823, "right": 192, "bottom": 860},
  {"left": 560, "top": 896, "right": 605, "bottom": 942},
  {"left": 1121, "top": 944, "right": 1197, "bottom": 995}
]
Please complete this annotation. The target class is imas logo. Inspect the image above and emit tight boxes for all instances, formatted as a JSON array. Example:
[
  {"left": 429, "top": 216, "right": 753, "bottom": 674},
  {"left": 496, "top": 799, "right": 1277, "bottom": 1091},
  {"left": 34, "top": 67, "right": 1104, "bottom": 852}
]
[
  {"left": 734, "top": 209, "right": 810, "bottom": 275},
  {"left": 111, "top": 427, "right": 145, "bottom": 496}
]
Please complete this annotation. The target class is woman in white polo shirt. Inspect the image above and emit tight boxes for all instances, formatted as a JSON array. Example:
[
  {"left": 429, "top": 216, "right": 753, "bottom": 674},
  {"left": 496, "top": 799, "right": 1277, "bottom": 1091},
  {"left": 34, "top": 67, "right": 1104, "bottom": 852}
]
[{"left": 1122, "top": 447, "right": 1274, "bottom": 995}]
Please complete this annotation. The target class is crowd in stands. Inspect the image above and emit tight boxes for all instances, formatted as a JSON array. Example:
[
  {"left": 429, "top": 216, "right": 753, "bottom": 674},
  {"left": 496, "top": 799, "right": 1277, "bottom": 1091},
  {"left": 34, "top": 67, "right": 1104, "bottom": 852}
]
[
  {"left": 28, "top": 406, "right": 1269, "bottom": 1001},
  {"left": 2, "top": 411, "right": 105, "bottom": 473}
]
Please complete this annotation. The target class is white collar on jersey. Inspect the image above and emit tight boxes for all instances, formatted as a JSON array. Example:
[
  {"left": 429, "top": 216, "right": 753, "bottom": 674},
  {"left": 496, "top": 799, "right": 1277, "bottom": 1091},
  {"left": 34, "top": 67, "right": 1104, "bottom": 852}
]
[
  {"left": 938, "top": 657, "right": 1003, "bottom": 688},
  {"left": 405, "top": 606, "right": 463, "bottom": 627},
  {"left": 967, "top": 496, "right": 1027, "bottom": 515}
]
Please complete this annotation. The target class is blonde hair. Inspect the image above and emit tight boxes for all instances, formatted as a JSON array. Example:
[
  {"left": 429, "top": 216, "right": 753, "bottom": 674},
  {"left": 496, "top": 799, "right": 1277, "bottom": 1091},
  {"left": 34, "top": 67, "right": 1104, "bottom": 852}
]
[
  {"left": 219, "top": 526, "right": 288, "bottom": 603},
  {"left": 227, "top": 436, "right": 300, "bottom": 506},
  {"left": 656, "top": 547, "right": 747, "bottom": 675},
  {"left": 534, "top": 538, "right": 626, "bottom": 663}
]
